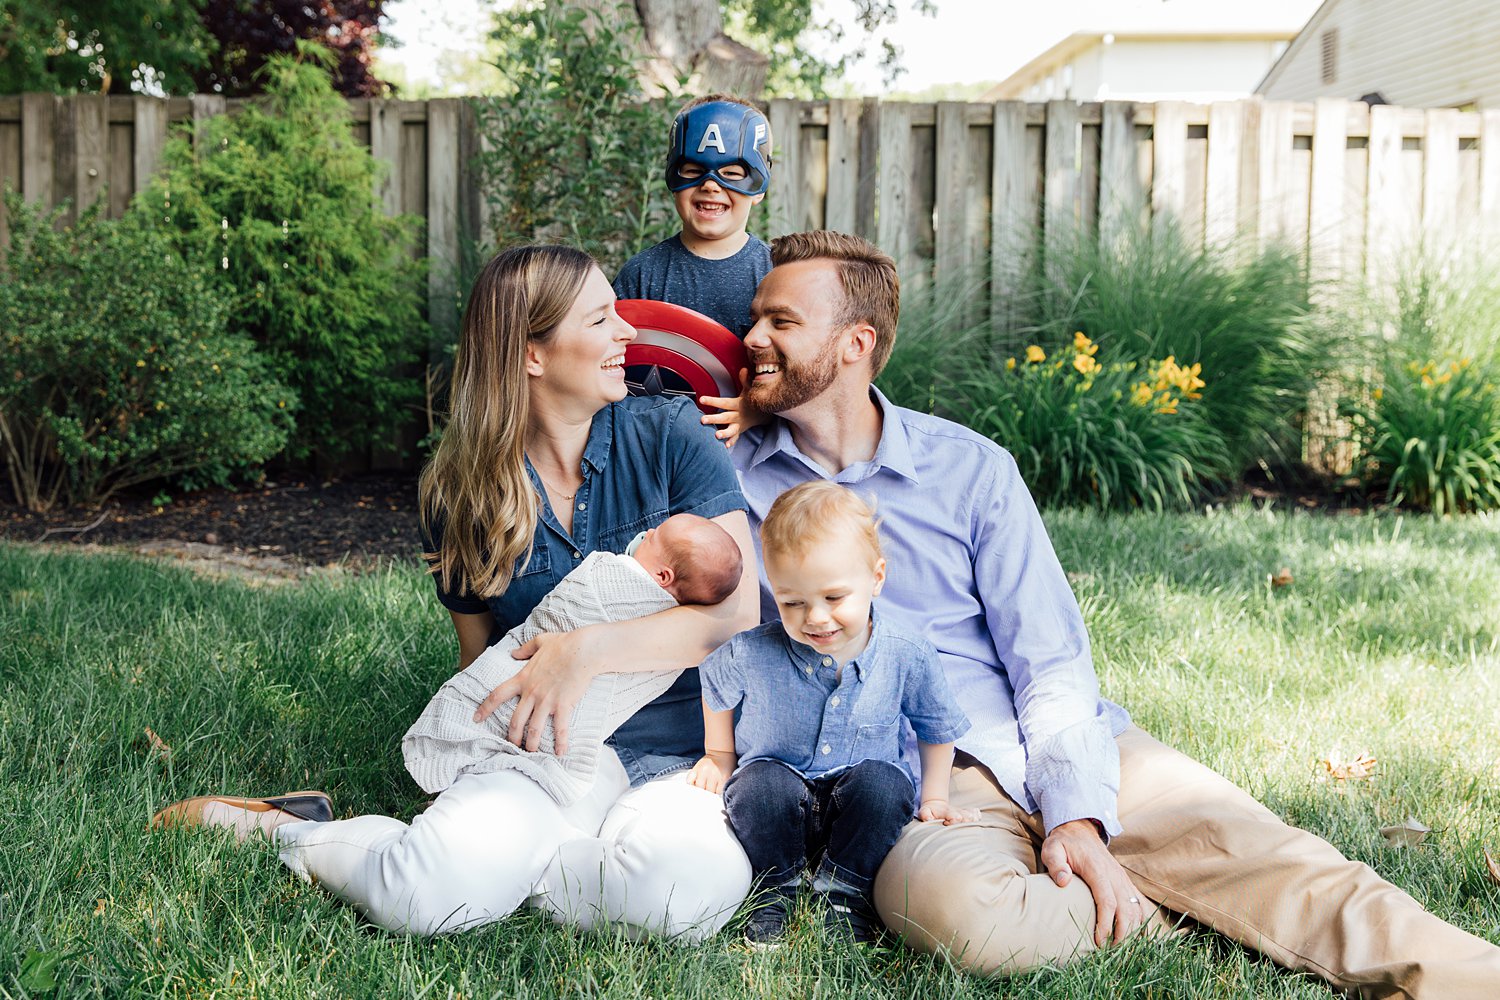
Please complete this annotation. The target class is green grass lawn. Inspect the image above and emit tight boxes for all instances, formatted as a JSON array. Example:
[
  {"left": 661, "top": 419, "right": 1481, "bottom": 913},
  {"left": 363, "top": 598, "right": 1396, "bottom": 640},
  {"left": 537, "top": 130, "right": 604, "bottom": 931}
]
[{"left": 3, "top": 507, "right": 1498, "bottom": 998}]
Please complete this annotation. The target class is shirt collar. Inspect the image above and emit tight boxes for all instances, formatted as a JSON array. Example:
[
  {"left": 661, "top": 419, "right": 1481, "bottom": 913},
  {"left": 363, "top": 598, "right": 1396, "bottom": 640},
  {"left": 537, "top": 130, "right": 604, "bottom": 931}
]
[
  {"left": 746, "top": 387, "right": 919, "bottom": 485},
  {"left": 778, "top": 605, "right": 887, "bottom": 682},
  {"left": 582, "top": 403, "right": 614, "bottom": 474}
]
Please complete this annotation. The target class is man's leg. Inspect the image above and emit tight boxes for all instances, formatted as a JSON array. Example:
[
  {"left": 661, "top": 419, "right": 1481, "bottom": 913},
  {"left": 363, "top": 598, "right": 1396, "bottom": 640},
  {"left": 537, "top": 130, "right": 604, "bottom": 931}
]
[
  {"left": 873, "top": 761, "right": 1108, "bottom": 973},
  {"left": 530, "top": 768, "right": 753, "bottom": 942},
  {"left": 1111, "top": 725, "right": 1500, "bottom": 999}
]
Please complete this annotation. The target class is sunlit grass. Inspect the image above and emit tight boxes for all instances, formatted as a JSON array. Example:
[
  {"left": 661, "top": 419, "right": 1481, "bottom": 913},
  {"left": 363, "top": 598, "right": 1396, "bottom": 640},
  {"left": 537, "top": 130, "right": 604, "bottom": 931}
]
[{"left": 3, "top": 507, "right": 1497, "bottom": 997}]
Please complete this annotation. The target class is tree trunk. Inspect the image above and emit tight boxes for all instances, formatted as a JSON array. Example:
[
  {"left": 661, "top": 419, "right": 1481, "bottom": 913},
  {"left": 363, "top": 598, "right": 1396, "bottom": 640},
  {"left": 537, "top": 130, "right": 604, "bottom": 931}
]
[{"left": 574, "top": 0, "right": 769, "bottom": 97}]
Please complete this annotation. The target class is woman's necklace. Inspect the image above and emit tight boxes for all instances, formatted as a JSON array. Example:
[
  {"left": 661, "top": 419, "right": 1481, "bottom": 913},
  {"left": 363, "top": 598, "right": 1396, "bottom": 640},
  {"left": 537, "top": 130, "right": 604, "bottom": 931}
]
[{"left": 534, "top": 468, "right": 579, "bottom": 502}]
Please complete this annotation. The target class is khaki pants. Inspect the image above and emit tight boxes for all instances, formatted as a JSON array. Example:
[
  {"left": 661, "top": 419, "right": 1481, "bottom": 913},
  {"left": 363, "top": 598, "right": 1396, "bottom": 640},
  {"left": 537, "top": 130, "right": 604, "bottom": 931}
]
[{"left": 874, "top": 726, "right": 1500, "bottom": 998}]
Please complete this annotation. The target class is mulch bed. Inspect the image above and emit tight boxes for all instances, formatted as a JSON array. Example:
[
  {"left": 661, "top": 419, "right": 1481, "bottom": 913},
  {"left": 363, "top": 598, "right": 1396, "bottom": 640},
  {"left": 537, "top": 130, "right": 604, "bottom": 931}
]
[{"left": 0, "top": 474, "right": 422, "bottom": 571}]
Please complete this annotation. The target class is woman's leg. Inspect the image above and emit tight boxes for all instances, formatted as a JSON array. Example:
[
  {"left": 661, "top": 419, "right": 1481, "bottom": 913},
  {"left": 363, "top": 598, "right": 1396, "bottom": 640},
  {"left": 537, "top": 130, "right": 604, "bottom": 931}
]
[
  {"left": 530, "top": 770, "right": 753, "bottom": 942},
  {"left": 275, "top": 761, "right": 624, "bottom": 936}
]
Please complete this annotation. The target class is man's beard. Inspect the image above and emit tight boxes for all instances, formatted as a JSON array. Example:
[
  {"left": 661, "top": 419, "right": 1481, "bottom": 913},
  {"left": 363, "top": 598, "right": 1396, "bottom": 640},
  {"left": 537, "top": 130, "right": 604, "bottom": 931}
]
[{"left": 746, "top": 333, "right": 841, "bottom": 413}]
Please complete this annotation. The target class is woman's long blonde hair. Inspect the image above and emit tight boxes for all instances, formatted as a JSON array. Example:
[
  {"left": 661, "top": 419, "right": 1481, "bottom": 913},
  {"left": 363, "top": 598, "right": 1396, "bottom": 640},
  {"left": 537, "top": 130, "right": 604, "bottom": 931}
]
[{"left": 420, "top": 244, "right": 594, "bottom": 599}]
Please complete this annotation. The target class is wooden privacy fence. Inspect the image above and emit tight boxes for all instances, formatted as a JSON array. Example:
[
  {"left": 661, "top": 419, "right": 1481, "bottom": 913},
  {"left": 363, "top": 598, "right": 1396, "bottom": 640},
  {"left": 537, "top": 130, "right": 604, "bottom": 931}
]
[{"left": 4, "top": 93, "right": 1500, "bottom": 343}]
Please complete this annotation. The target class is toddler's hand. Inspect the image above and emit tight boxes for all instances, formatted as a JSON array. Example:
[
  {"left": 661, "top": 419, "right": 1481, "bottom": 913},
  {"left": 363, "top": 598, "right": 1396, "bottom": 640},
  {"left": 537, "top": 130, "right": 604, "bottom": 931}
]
[
  {"left": 687, "top": 753, "right": 734, "bottom": 794},
  {"left": 699, "top": 372, "right": 767, "bottom": 449},
  {"left": 918, "top": 799, "right": 978, "bottom": 825}
]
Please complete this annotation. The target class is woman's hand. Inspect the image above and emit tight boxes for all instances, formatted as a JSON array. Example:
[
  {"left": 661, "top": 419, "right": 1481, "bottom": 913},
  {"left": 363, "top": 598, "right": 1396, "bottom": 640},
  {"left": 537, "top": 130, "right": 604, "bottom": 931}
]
[
  {"left": 472, "top": 628, "right": 604, "bottom": 754},
  {"left": 687, "top": 751, "right": 736, "bottom": 794},
  {"left": 918, "top": 799, "right": 978, "bottom": 825},
  {"left": 699, "top": 372, "right": 768, "bottom": 450}
]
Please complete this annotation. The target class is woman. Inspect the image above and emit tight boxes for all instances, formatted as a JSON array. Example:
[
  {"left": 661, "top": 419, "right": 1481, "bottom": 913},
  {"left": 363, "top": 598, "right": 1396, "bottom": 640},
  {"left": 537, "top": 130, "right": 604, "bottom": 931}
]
[{"left": 155, "top": 245, "right": 758, "bottom": 939}]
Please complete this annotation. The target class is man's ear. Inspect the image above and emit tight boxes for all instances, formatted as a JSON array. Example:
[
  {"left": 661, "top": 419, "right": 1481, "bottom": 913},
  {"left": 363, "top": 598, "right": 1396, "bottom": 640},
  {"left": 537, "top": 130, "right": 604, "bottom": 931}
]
[
  {"left": 525, "top": 343, "right": 546, "bottom": 378},
  {"left": 843, "top": 322, "right": 878, "bottom": 367}
]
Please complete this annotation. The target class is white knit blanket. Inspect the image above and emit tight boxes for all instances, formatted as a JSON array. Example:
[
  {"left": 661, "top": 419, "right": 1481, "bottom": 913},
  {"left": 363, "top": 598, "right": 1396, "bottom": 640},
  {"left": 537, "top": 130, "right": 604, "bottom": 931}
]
[{"left": 402, "top": 551, "right": 681, "bottom": 805}]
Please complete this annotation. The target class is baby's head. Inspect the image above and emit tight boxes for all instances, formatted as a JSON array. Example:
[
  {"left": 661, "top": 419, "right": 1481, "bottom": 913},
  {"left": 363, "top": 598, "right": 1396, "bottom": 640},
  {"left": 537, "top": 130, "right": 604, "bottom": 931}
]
[
  {"left": 759, "top": 481, "right": 886, "bottom": 661},
  {"left": 629, "top": 513, "right": 742, "bottom": 605}
]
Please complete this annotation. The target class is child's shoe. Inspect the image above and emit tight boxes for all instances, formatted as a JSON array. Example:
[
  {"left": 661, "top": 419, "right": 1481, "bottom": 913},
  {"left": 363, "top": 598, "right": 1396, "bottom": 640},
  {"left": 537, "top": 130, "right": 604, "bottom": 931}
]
[
  {"left": 822, "top": 890, "right": 883, "bottom": 945},
  {"left": 743, "top": 886, "right": 796, "bottom": 949}
]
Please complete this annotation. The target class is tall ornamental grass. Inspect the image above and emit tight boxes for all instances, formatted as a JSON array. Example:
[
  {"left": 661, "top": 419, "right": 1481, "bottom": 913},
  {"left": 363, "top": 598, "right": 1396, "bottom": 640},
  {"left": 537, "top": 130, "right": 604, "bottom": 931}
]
[{"left": 1342, "top": 253, "right": 1500, "bottom": 512}]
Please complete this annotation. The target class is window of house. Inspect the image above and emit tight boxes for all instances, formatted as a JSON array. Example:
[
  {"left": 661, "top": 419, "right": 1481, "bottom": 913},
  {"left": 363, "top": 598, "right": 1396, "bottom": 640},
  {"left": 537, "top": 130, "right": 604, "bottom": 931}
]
[{"left": 1320, "top": 28, "right": 1339, "bottom": 84}]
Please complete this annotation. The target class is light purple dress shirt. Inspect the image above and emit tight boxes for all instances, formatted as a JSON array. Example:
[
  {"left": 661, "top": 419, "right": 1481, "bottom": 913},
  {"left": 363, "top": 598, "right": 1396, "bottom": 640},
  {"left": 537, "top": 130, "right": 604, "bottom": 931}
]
[{"left": 733, "top": 388, "right": 1132, "bottom": 837}]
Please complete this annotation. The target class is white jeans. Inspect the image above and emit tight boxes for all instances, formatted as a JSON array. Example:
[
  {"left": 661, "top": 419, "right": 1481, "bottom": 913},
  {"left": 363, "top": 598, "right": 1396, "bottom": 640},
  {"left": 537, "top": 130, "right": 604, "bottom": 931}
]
[{"left": 274, "top": 749, "right": 751, "bottom": 939}]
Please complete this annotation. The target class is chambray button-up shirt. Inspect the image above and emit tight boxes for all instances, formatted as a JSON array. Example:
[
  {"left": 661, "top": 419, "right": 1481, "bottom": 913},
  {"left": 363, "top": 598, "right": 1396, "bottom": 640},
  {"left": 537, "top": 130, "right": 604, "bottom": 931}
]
[
  {"left": 424, "top": 395, "right": 747, "bottom": 784},
  {"left": 733, "top": 388, "right": 1133, "bottom": 837},
  {"left": 700, "top": 610, "right": 970, "bottom": 788}
]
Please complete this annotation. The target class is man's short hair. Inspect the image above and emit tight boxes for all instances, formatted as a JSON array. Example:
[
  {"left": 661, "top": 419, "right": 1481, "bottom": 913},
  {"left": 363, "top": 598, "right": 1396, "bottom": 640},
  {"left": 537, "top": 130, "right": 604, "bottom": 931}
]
[
  {"left": 760, "top": 480, "right": 883, "bottom": 570},
  {"left": 769, "top": 231, "right": 900, "bottom": 377}
]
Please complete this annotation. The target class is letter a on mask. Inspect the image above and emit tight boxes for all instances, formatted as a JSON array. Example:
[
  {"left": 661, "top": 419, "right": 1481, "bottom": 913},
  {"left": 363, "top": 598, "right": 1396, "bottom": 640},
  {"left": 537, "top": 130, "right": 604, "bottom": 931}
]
[{"left": 697, "top": 123, "right": 726, "bottom": 154}]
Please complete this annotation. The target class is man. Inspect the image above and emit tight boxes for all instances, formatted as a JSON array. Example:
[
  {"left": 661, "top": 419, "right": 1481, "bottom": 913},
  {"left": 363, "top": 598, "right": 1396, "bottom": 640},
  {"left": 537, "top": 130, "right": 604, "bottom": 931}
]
[{"left": 727, "top": 229, "right": 1500, "bottom": 996}]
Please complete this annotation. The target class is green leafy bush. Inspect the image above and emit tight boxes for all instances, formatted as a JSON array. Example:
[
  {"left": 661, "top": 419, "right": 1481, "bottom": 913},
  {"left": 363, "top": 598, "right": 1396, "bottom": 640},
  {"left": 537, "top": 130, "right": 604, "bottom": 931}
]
[
  {"left": 957, "top": 334, "right": 1227, "bottom": 510},
  {"left": 1024, "top": 222, "right": 1334, "bottom": 473},
  {"left": 1347, "top": 355, "right": 1500, "bottom": 514},
  {"left": 0, "top": 195, "right": 294, "bottom": 512},
  {"left": 474, "top": 0, "right": 676, "bottom": 273},
  {"left": 136, "top": 47, "right": 425, "bottom": 464}
]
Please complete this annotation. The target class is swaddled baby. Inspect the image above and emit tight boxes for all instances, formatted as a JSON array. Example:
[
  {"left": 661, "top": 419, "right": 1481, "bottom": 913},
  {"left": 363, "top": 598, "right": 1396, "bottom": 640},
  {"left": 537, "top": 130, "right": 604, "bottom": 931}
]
[{"left": 402, "top": 513, "right": 741, "bottom": 804}]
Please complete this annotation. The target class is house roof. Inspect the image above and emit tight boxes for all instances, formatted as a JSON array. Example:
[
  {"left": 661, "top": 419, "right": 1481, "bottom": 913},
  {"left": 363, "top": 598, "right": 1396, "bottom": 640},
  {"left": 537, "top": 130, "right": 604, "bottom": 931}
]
[{"left": 1255, "top": 0, "right": 1339, "bottom": 93}]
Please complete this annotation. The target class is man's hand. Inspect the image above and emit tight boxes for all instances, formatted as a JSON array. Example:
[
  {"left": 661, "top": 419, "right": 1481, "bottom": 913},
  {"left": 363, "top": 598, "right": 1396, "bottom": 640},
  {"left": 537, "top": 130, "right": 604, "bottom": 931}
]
[
  {"left": 1039, "top": 818, "right": 1148, "bottom": 947},
  {"left": 699, "top": 372, "right": 767, "bottom": 449},
  {"left": 472, "top": 629, "right": 603, "bottom": 755},
  {"left": 687, "top": 752, "right": 735, "bottom": 794}
]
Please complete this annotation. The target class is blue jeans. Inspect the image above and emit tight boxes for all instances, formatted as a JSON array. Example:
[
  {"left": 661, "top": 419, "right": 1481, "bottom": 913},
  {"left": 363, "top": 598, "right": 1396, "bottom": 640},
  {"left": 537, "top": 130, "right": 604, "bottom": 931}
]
[{"left": 723, "top": 758, "right": 916, "bottom": 899}]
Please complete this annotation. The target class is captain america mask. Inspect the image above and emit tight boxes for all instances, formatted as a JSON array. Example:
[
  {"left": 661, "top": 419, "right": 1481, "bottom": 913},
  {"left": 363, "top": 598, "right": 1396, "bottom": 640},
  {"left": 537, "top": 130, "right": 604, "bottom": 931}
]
[{"left": 665, "top": 101, "right": 773, "bottom": 197}]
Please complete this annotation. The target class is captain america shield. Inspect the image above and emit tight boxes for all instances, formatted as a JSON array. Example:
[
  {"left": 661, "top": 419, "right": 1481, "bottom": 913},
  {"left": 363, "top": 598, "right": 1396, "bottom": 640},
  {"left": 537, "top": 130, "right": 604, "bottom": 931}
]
[{"left": 615, "top": 300, "right": 747, "bottom": 413}]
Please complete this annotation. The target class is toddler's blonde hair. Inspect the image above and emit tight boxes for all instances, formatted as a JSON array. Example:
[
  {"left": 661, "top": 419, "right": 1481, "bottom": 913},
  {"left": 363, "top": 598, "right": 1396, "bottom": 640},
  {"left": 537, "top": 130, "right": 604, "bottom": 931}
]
[{"left": 760, "top": 481, "right": 882, "bottom": 569}]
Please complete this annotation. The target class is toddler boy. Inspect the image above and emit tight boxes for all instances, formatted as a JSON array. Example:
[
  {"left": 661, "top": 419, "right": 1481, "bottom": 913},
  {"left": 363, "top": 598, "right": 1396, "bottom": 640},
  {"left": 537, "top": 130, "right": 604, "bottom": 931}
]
[
  {"left": 403, "top": 513, "right": 741, "bottom": 805},
  {"left": 688, "top": 482, "right": 972, "bottom": 945},
  {"left": 613, "top": 95, "right": 773, "bottom": 338}
]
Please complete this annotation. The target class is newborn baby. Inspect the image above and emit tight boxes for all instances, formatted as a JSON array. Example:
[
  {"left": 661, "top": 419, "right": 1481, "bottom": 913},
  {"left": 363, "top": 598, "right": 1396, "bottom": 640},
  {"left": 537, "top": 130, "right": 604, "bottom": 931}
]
[{"left": 403, "top": 513, "right": 742, "bottom": 805}]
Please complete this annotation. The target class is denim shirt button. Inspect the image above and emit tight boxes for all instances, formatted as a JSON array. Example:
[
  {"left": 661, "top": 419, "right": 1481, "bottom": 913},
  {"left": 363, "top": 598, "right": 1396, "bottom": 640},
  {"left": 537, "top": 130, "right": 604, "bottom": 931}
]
[
  {"left": 572, "top": 550, "right": 581, "bottom": 559},
  {"left": 822, "top": 657, "right": 832, "bottom": 667},
  {"left": 821, "top": 744, "right": 831, "bottom": 755},
  {"left": 830, "top": 696, "right": 841, "bottom": 707},
  {"left": 577, "top": 502, "right": 586, "bottom": 511}
]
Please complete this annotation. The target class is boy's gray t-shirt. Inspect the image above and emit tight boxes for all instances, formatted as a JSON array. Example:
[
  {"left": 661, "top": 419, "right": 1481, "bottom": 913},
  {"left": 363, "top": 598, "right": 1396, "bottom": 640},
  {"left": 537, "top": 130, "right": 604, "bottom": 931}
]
[{"left": 613, "top": 234, "right": 771, "bottom": 338}]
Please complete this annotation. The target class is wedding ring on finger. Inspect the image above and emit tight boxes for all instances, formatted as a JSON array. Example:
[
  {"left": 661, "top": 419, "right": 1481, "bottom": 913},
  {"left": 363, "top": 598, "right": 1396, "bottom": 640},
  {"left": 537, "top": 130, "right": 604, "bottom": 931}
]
[{"left": 1128, "top": 896, "right": 1141, "bottom": 905}]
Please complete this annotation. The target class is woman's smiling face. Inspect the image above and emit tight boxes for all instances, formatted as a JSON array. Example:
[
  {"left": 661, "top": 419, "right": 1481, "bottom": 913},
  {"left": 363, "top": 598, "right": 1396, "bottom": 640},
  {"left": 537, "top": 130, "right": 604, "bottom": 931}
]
[{"left": 529, "top": 266, "right": 637, "bottom": 411}]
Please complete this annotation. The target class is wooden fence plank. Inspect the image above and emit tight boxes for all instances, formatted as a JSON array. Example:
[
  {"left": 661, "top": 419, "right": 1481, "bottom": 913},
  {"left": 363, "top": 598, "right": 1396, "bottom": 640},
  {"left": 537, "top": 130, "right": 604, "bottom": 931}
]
[
  {"left": 1365, "top": 104, "right": 1404, "bottom": 278},
  {"left": 20, "top": 93, "right": 55, "bottom": 206},
  {"left": 1151, "top": 101, "right": 1188, "bottom": 221},
  {"left": 877, "top": 101, "right": 913, "bottom": 272},
  {"left": 190, "top": 94, "right": 225, "bottom": 154},
  {"left": 1482, "top": 110, "right": 1500, "bottom": 240},
  {"left": 801, "top": 117, "right": 828, "bottom": 231},
  {"left": 1183, "top": 105, "right": 1208, "bottom": 245},
  {"left": 1079, "top": 112, "right": 1100, "bottom": 239},
  {"left": 132, "top": 96, "right": 167, "bottom": 196},
  {"left": 74, "top": 95, "right": 110, "bottom": 212},
  {"left": 1257, "top": 100, "right": 1295, "bottom": 246},
  {"left": 990, "top": 101, "right": 1028, "bottom": 330},
  {"left": 909, "top": 122, "right": 937, "bottom": 269},
  {"left": 1422, "top": 108, "right": 1460, "bottom": 237},
  {"left": 1236, "top": 97, "right": 1263, "bottom": 243},
  {"left": 108, "top": 118, "right": 133, "bottom": 217},
  {"left": 369, "top": 99, "right": 403, "bottom": 217},
  {"left": 934, "top": 102, "right": 971, "bottom": 292},
  {"left": 825, "top": 98, "right": 860, "bottom": 233},
  {"left": 1308, "top": 97, "right": 1348, "bottom": 281},
  {"left": 1044, "top": 99, "right": 1080, "bottom": 267},
  {"left": 767, "top": 98, "right": 802, "bottom": 237},
  {"left": 426, "top": 99, "right": 462, "bottom": 367},
  {"left": 854, "top": 98, "right": 879, "bottom": 239},
  {"left": 1204, "top": 101, "right": 1243, "bottom": 247},
  {"left": 1342, "top": 102, "right": 1370, "bottom": 278},
  {"left": 1098, "top": 101, "right": 1139, "bottom": 245}
]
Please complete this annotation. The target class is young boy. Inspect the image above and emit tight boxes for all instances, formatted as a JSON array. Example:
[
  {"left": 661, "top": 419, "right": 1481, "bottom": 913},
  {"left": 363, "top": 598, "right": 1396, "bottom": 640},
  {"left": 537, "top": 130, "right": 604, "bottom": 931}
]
[
  {"left": 401, "top": 513, "right": 742, "bottom": 807},
  {"left": 688, "top": 482, "right": 973, "bottom": 945},
  {"left": 613, "top": 95, "right": 773, "bottom": 338}
]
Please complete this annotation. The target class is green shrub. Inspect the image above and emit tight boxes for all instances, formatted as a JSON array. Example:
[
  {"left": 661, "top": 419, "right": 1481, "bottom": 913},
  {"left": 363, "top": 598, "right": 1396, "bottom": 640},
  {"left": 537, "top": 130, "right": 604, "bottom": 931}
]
[
  {"left": 0, "top": 195, "right": 294, "bottom": 512},
  {"left": 136, "top": 47, "right": 425, "bottom": 464},
  {"left": 957, "top": 334, "right": 1227, "bottom": 510},
  {"left": 1347, "top": 354, "right": 1500, "bottom": 514},
  {"left": 1023, "top": 222, "right": 1334, "bottom": 473},
  {"left": 474, "top": 0, "right": 676, "bottom": 274}
]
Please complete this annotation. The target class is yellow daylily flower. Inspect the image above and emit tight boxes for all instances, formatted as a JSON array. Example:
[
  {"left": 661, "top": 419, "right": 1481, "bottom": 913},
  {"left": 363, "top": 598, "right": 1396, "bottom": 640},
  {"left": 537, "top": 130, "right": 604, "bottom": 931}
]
[
  {"left": 1072, "top": 331, "right": 1099, "bottom": 356},
  {"left": 1005, "top": 357, "right": 1017, "bottom": 371},
  {"left": 1072, "top": 354, "right": 1098, "bottom": 375},
  {"left": 1130, "top": 382, "right": 1154, "bottom": 406},
  {"left": 1026, "top": 345, "right": 1046, "bottom": 363}
]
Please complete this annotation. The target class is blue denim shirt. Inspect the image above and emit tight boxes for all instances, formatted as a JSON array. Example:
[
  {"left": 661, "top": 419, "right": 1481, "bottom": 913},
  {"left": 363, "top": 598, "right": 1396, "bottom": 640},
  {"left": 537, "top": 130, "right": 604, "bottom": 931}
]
[
  {"left": 734, "top": 388, "right": 1133, "bottom": 837},
  {"left": 699, "top": 609, "right": 970, "bottom": 789},
  {"left": 425, "top": 395, "right": 747, "bottom": 784}
]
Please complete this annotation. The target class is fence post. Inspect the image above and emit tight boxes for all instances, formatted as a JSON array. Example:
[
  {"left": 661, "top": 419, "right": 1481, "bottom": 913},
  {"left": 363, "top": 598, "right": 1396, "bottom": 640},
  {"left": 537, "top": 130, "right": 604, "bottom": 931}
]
[
  {"left": 1308, "top": 97, "right": 1347, "bottom": 283},
  {"left": 767, "top": 98, "right": 802, "bottom": 237},
  {"left": 1152, "top": 101, "right": 1188, "bottom": 223},
  {"left": 989, "top": 101, "right": 1029, "bottom": 334},
  {"left": 132, "top": 96, "right": 168, "bottom": 198},
  {"left": 1204, "top": 101, "right": 1243, "bottom": 248},
  {"left": 1365, "top": 104, "right": 1404, "bottom": 280},
  {"left": 1421, "top": 108, "right": 1460, "bottom": 239},
  {"left": 1098, "top": 100, "right": 1140, "bottom": 247}
]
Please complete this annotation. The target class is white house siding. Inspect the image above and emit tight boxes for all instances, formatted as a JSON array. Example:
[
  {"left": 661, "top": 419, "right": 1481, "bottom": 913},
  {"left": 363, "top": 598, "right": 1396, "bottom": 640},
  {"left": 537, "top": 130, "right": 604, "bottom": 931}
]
[
  {"left": 1259, "top": 0, "right": 1500, "bottom": 108},
  {"left": 1013, "top": 38, "right": 1293, "bottom": 102}
]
